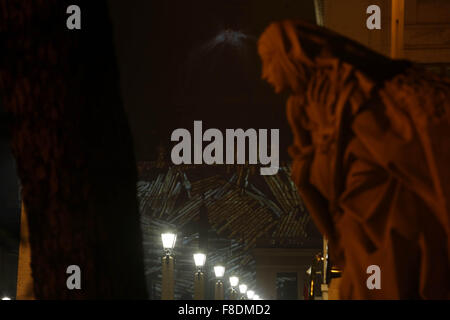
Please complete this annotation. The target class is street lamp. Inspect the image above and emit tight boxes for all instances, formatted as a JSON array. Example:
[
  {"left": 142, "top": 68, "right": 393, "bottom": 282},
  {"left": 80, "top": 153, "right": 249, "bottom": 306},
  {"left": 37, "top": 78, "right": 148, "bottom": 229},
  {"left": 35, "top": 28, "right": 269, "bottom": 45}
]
[
  {"left": 193, "top": 253, "right": 206, "bottom": 300},
  {"left": 247, "top": 290, "right": 255, "bottom": 300},
  {"left": 239, "top": 284, "right": 248, "bottom": 299},
  {"left": 162, "top": 233, "right": 177, "bottom": 252},
  {"left": 229, "top": 276, "right": 239, "bottom": 300},
  {"left": 214, "top": 265, "right": 225, "bottom": 278},
  {"left": 229, "top": 276, "right": 239, "bottom": 287},
  {"left": 161, "top": 232, "right": 176, "bottom": 300},
  {"left": 214, "top": 265, "right": 225, "bottom": 300},
  {"left": 194, "top": 253, "right": 206, "bottom": 268}
]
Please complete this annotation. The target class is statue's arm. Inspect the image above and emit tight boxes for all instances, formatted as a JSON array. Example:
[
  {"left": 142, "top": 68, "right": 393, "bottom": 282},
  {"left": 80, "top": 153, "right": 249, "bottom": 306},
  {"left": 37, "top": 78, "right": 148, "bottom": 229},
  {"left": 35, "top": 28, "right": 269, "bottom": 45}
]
[
  {"left": 352, "top": 97, "right": 450, "bottom": 229},
  {"left": 292, "top": 158, "right": 336, "bottom": 239},
  {"left": 286, "top": 95, "right": 338, "bottom": 244}
]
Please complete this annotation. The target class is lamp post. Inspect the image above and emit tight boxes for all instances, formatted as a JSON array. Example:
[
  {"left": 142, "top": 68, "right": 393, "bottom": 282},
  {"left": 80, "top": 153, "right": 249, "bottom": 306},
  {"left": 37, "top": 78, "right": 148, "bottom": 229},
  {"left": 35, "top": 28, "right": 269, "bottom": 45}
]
[
  {"left": 214, "top": 265, "right": 225, "bottom": 300},
  {"left": 193, "top": 253, "right": 206, "bottom": 300},
  {"left": 161, "top": 232, "right": 176, "bottom": 300},
  {"left": 239, "top": 284, "right": 247, "bottom": 300},
  {"left": 247, "top": 290, "right": 255, "bottom": 300},
  {"left": 229, "top": 276, "right": 239, "bottom": 300}
]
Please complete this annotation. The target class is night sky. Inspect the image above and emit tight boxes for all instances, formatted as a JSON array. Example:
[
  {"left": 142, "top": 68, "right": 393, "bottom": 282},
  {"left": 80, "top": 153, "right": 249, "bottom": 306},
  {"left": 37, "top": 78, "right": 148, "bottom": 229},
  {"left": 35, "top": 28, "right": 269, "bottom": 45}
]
[
  {"left": 108, "top": 0, "right": 316, "bottom": 161},
  {"left": 0, "top": 0, "right": 317, "bottom": 298}
]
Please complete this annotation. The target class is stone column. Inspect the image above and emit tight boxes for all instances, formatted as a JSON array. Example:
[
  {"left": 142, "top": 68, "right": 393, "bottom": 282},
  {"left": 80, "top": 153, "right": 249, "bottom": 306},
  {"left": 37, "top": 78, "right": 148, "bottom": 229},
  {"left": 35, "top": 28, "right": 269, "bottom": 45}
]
[
  {"left": 391, "top": 0, "right": 405, "bottom": 58},
  {"left": 194, "top": 271, "right": 205, "bottom": 300},
  {"left": 215, "top": 280, "right": 224, "bottom": 300},
  {"left": 161, "top": 255, "right": 174, "bottom": 300}
]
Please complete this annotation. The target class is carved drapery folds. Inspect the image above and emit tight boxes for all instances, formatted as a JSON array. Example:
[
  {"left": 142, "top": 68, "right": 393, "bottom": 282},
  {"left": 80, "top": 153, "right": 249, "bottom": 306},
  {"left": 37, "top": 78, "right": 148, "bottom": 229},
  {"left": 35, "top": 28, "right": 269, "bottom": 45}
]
[{"left": 259, "top": 20, "right": 450, "bottom": 299}]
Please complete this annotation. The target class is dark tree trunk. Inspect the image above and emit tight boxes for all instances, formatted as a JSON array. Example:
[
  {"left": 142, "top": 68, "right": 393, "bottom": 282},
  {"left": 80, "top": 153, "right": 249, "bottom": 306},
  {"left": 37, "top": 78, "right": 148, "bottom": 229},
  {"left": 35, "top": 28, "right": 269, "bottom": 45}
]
[{"left": 0, "top": 0, "right": 147, "bottom": 299}]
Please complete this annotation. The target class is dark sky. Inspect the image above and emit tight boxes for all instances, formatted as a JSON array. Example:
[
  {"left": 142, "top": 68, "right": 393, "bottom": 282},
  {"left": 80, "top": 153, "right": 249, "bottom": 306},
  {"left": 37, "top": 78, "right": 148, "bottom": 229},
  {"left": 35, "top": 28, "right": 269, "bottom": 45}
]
[
  {"left": 108, "top": 0, "right": 316, "bottom": 161},
  {"left": 0, "top": 0, "right": 317, "bottom": 297},
  {"left": 0, "top": 0, "right": 317, "bottom": 239}
]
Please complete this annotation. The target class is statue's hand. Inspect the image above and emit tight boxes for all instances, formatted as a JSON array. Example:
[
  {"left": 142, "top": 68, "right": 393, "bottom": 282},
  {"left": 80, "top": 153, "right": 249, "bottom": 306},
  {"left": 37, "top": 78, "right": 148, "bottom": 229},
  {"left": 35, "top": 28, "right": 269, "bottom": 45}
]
[{"left": 290, "top": 147, "right": 314, "bottom": 191}]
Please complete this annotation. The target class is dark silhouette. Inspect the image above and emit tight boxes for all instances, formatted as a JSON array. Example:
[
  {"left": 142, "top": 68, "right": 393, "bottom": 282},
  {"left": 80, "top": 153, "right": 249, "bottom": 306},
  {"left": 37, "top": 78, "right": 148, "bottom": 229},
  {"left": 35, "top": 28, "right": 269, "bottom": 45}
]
[{"left": 0, "top": 1, "right": 147, "bottom": 299}]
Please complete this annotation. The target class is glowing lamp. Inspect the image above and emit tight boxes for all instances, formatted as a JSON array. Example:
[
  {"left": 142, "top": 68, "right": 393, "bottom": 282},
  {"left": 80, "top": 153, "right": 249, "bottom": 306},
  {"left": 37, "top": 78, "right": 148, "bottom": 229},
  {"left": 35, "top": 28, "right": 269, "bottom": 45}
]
[
  {"left": 161, "top": 233, "right": 177, "bottom": 250},
  {"left": 239, "top": 284, "right": 248, "bottom": 294},
  {"left": 229, "top": 276, "right": 239, "bottom": 287},
  {"left": 193, "top": 253, "right": 206, "bottom": 267},
  {"left": 214, "top": 266, "right": 225, "bottom": 278}
]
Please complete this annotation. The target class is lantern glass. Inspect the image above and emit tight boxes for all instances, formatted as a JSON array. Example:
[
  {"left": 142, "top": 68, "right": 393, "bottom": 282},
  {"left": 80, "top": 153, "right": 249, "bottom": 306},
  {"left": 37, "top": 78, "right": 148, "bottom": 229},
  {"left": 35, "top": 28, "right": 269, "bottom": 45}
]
[
  {"left": 193, "top": 253, "right": 206, "bottom": 267},
  {"left": 229, "top": 276, "right": 239, "bottom": 287},
  {"left": 161, "top": 233, "right": 177, "bottom": 249},
  {"left": 239, "top": 284, "right": 248, "bottom": 294},
  {"left": 247, "top": 290, "right": 255, "bottom": 299},
  {"left": 214, "top": 266, "right": 225, "bottom": 278}
]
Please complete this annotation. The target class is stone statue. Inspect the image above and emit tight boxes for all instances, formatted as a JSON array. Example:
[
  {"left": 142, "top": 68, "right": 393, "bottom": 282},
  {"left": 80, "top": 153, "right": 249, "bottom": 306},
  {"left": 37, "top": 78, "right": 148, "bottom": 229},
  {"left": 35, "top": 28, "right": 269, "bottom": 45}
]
[{"left": 258, "top": 20, "right": 450, "bottom": 299}]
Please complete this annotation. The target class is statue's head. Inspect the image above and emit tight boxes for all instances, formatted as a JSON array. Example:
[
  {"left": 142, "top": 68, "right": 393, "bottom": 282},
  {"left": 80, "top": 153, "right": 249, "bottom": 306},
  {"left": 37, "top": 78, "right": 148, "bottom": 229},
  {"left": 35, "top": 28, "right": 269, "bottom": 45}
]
[
  {"left": 258, "top": 21, "right": 315, "bottom": 94},
  {"left": 258, "top": 20, "right": 409, "bottom": 95}
]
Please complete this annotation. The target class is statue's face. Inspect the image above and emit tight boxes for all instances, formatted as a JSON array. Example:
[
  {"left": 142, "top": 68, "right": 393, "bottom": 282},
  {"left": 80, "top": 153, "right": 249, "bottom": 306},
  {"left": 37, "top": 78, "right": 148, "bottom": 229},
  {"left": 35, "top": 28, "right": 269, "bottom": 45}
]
[{"left": 261, "top": 55, "right": 286, "bottom": 94}]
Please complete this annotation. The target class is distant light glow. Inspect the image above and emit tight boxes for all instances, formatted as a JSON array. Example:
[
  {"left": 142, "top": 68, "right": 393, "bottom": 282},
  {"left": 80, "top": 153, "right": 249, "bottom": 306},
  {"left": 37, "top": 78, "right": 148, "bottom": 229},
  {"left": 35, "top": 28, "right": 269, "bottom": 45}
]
[
  {"left": 161, "top": 233, "right": 177, "bottom": 250},
  {"left": 229, "top": 276, "right": 239, "bottom": 287},
  {"left": 253, "top": 295, "right": 260, "bottom": 300},
  {"left": 239, "top": 284, "right": 248, "bottom": 294},
  {"left": 213, "top": 29, "right": 248, "bottom": 47},
  {"left": 193, "top": 253, "right": 206, "bottom": 267},
  {"left": 214, "top": 266, "right": 225, "bottom": 278},
  {"left": 1, "top": 297, "right": 11, "bottom": 300},
  {"left": 331, "top": 269, "right": 340, "bottom": 273},
  {"left": 247, "top": 290, "right": 255, "bottom": 299}
]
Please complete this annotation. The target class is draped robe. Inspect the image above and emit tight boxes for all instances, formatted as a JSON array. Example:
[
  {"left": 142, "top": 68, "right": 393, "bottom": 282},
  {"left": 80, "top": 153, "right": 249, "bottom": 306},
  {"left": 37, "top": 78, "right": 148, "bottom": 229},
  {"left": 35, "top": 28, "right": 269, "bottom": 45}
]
[{"left": 259, "top": 20, "right": 450, "bottom": 299}]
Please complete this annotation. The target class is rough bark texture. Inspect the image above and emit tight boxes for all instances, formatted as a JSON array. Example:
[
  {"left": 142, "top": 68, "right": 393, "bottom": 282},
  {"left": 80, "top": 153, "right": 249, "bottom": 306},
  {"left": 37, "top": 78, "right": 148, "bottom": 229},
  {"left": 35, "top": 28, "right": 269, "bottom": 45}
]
[
  {"left": 0, "top": 1, "right": 147, "bottom": 299},
  {"left": 259, "top": 20, "right": 450, "bottom": 299}
]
